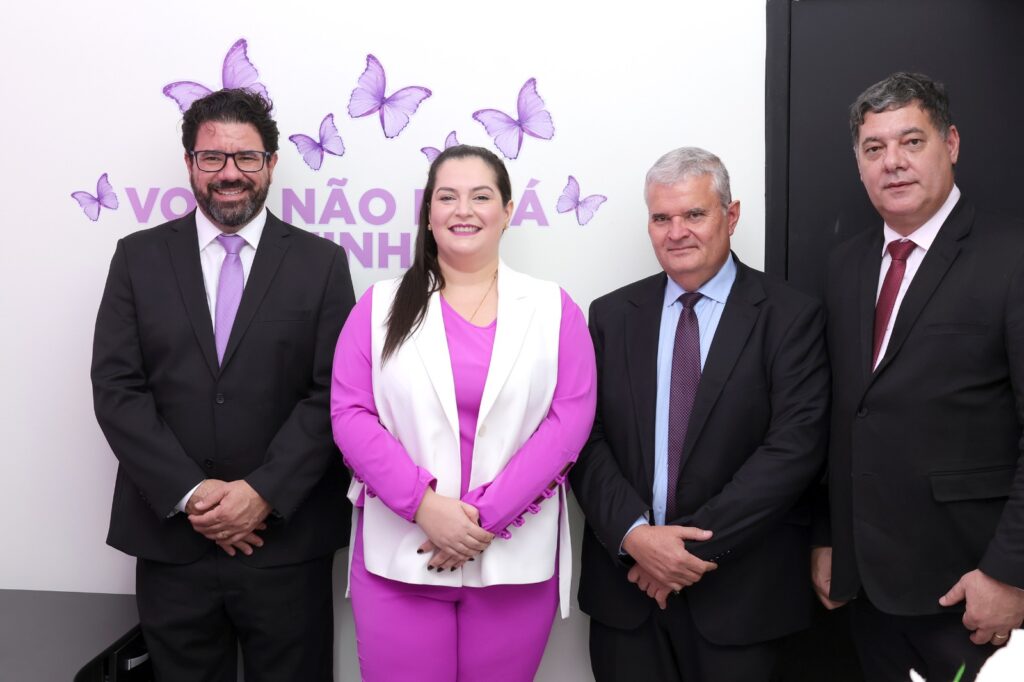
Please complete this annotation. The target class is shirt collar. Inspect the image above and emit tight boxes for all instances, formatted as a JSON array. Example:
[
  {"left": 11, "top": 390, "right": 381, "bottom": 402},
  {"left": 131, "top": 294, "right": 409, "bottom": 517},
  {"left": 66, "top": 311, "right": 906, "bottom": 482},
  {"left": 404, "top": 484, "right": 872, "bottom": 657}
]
[
  {"left": 196, "top": 206, "right": 268, "bottom": 251},
  {"left": 881, "top": 184, "right": 960, "bottom": 255},
  {"left": 663, "top": 253, "right": 737, "bottom": 308}
]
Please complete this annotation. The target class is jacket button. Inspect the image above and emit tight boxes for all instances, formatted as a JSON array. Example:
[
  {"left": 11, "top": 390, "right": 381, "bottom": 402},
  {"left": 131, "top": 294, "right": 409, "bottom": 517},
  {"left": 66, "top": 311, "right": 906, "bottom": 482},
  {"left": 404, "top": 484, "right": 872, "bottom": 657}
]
[
  {"left": 856, "top": 407, "right": 868, "bottom": 418},
  {"left": 204, "top": 459, "right": 214, "bottom": 469},
  {"left": 215, "top": 393, "right": 225, "bottom": 405}
]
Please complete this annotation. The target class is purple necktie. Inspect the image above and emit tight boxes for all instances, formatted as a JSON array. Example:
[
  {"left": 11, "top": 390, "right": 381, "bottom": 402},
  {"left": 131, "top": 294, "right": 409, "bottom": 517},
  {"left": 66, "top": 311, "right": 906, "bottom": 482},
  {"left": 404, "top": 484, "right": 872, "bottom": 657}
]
[
  {"left": 666, "top": 292, "right": 703, "bottom": 521},
  {"left": 215, "top": 234, "right": 245, "bottom": 364},
  {"left": 873, "top": 239, "right": 917, "bottom": 367}
]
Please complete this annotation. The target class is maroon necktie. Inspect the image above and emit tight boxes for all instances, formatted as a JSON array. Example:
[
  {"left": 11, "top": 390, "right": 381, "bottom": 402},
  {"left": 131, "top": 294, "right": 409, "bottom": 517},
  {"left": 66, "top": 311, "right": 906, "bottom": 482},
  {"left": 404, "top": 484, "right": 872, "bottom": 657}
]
[
  {"left": 872, "top": 239, "right": 917, "bottom": 367},
  {"left": 666, "top": 292, "right": 703, "bottom": 521}
]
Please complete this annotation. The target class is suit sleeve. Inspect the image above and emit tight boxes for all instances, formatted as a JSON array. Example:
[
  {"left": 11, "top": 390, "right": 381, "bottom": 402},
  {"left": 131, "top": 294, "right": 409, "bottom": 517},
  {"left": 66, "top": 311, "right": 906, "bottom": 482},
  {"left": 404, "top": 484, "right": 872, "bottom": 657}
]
[
  {"left": 91, "top": 240, "right": 206, "bottom": 518},
  {"left": 681, "top": 298, "right": 830, "bottom": 563},
  {"left": 244, "top": 247, "right": 356, "bottom": 518},
  {"left": 461, "top": 289, "right": 597, "bottom": 536},
  {"left": 569, "top": 300, "right": 654, "bottom": 562},
  {"left": 979, "top": 256, "right": 1024, "bottom": 588}
]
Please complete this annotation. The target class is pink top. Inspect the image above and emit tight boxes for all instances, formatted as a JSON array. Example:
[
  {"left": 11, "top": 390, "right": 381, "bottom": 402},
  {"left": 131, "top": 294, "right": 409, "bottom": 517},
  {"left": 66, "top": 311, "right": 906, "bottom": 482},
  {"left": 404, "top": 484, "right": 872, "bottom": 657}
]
[{"left": 331, "top": 285, "right": 596, "bottom": 537}]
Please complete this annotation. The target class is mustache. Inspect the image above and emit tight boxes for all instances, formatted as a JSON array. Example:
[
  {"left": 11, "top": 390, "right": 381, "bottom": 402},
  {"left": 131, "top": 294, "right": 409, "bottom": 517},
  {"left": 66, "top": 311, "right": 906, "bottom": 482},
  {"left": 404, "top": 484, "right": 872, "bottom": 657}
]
[{"left": 210, "top": 180, "right": 252, "bottom": 192}]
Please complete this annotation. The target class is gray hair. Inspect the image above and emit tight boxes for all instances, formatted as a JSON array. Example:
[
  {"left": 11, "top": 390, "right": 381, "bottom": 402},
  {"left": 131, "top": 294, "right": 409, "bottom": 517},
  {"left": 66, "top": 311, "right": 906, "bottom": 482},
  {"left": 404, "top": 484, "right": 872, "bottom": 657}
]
[
  {"left": 849, "top": 72, "right": 953, "bottom": 146},
  {"left": 644, "top": 147, "right": 732, "bottom": 209}
]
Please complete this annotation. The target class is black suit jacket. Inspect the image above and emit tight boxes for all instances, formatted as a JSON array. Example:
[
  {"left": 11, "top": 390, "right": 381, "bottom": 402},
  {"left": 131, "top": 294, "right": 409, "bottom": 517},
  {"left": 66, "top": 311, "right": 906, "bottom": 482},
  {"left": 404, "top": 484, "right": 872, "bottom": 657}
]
[
  {"left": 571, "top": 258, "right": 829, "bottom": 646},
  {"left": 824, "top": 197, "right": 1024, "bottom": 615},
  {"left": 92, "top": 210, "right": 355, "bottom": 567}
]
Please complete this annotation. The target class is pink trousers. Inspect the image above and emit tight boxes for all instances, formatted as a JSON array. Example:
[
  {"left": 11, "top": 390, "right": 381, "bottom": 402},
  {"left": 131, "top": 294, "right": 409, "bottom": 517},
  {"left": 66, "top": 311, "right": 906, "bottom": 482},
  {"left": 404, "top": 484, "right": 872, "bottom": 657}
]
[{"left": 349, "top": 518, "right": 558, "bottom": 681}]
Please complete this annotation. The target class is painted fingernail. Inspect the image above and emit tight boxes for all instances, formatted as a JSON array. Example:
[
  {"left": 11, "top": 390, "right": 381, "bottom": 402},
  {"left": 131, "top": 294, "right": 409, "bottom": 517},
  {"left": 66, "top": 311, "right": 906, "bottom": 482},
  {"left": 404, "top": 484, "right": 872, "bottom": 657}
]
[
  {"left": 416, "top": 549, "right": 424, "bottom": 554},
  {"left": 469, "top": 558, "right": 475, "bottom": 562},
  {"left": 450, "top": 567, "right": 456, "bottom": 572}
]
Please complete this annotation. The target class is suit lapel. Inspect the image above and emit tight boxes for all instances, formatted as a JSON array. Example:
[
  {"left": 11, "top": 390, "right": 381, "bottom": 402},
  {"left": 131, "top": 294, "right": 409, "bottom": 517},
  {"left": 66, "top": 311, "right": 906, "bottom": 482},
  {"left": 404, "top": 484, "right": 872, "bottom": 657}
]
[
  {"left": 220, "top": 213, "right": 291, "bottom": 371},
  {"left": 166, "top": 213, "right": 218, "bottom": 377},
  {"left": 411, "top": 291, "right": 461, "bottom": 440},
  {"left": 871, "top": 200, "right": 971, "bottom": 380},
  {"left": 680, "top": 260, "right": 763, "bottom": 470},
  {"left": 477, "top": 262, "right": 536, "bottom": 427},
  {"left": 625, "top": 274, "right": 666, "bottom": 491},
  {"left": 857, "top": 231, "right": 884, "bottom": 382}
]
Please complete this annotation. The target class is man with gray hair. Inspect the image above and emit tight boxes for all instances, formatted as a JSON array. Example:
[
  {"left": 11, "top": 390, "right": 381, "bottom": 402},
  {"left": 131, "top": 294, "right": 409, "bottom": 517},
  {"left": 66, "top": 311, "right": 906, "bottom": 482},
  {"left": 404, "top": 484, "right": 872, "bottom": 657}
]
[
  {"left": 572, "top": 147, "right": 829, "bottom": 681},
  {"left": 813, "top": 71, "right": 1024, "bottom": 681}
]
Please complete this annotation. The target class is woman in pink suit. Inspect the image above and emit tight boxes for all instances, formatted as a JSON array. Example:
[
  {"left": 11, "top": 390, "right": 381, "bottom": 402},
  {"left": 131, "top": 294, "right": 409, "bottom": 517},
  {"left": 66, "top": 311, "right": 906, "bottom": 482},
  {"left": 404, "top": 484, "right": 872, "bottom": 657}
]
[{"left": 331, "top": 145, "right": 596, "bottom": 681}]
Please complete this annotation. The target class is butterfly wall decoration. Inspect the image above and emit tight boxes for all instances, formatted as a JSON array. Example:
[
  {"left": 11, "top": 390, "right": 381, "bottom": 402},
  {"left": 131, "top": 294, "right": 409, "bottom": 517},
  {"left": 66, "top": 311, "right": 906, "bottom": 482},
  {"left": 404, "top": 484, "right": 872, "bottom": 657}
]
[
  {"left": 348, "top": 54, "right": 431, "bottom": 139},
  {"left": 71, "top": 173, "right": 119, "bottom": 221},
  {"left": 421, "top": 131, "right": 460, "bottom": 162},
  {"left": 289, "top": 114, "right": 345, "bottom": 171},
  {"left": 556, "top": 175, "right": 606, "bottom": 226},
  {"left": 162, "top": 38, "right": 269, "bottom": 113},
  {"left": 473, "top": 78, "right": 554, "bottom": 160}
]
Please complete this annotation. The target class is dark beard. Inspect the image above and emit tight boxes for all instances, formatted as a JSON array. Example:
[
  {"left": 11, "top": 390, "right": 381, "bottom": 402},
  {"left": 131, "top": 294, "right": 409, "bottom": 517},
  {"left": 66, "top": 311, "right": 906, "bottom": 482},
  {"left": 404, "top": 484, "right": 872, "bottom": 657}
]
[{"left": 192, "top": 179, "right": 269, "bottom": 228}]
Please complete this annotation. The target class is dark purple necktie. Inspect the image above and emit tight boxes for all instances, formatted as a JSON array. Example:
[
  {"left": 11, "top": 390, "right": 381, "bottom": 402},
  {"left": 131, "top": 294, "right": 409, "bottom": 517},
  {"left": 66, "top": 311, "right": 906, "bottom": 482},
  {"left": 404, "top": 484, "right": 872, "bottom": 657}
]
[
  {"left": 872, "top": 239, "right": 917, "bottom": 367},
  {"left": 215, "top": 234, "right": 245, "bottom": 364},
  {"left": 666, "top": 292, "right": 703, "bottom": 521}
]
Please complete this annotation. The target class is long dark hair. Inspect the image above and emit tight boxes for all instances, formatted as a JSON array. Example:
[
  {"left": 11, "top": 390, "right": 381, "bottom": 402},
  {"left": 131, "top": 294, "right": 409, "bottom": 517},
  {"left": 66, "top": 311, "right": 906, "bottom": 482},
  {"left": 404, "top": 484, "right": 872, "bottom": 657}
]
[{"left": 382, "top": 145, "right": 512, "bottom": 362}]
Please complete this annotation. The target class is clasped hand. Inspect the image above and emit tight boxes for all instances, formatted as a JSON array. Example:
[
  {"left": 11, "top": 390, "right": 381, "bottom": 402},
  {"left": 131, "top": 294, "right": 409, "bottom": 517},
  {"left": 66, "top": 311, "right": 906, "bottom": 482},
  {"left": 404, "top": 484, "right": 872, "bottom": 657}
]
[
  {"left": 414, "top": 488, "right": 494, "bottom": 572},
  {"left": 940, "top": 569, "right": 1024, "bottom": 646},
  {"left": 187, "top": 479, "right": 271, "bottom": 557},
  {"left": 623, "top": 524, "right": 718, "bottom": 608}
]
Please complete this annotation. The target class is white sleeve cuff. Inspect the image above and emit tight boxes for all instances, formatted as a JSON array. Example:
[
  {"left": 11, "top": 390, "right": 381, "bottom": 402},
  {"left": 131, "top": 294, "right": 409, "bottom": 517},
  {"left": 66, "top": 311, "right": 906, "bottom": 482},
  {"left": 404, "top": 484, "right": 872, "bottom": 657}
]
[{"left": 619, "top": 515, "right": 649, "bottom": 555}]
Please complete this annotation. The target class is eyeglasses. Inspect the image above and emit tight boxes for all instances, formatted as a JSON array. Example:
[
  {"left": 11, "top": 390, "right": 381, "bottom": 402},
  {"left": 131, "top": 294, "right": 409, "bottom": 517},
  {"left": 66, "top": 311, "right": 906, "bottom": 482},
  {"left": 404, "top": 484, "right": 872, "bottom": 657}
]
[{"left": 189, "top": 150, "right": 271, "bottom": 173}]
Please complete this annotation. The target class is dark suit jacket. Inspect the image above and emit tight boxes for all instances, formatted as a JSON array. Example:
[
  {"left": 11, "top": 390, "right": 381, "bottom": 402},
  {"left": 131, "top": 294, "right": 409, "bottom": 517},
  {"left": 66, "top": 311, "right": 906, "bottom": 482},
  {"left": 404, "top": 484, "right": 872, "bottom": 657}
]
[
  {"left": 824, "top": 197, "right": 1024, "bottom": 615},
  {"left": 570, "top": 258, "right": 829, "bottom": 646},
  {"left": 92, "top": 210, "right": 355, "bottom": 567}
]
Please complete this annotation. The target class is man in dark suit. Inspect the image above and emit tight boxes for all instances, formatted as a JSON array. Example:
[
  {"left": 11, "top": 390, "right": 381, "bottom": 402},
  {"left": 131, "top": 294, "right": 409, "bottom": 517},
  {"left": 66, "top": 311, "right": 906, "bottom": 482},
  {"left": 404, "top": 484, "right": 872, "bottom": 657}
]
[
  {"left": 91, "top": 89, "right": 355, "bottom": 681},
  {"left": 812, "top": 72, "right": 1024, "bottom": 682},
  {"left": 570, "top": 147, "right": 829, "bottom": 681}
]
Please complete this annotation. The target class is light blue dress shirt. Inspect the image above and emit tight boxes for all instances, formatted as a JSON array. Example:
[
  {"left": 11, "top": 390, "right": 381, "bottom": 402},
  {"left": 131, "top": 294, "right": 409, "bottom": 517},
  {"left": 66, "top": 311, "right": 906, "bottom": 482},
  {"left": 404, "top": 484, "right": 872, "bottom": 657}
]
[{"left": 623, "top": 255, "right": 737, "bottom": 547}]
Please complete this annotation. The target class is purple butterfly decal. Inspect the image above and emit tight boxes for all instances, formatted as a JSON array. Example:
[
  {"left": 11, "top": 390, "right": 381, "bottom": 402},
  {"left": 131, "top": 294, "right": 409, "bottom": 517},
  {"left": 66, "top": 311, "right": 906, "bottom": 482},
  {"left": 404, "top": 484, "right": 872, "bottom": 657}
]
[
  {"left": 421, "top": 131, "right": 460, "bottom": 162},
  {"left": 348, "top": 54, "right": 432, "bottom": 139},
  {"left": 472, "top": 78, "right": 554, "bottom": 160},
  {"left": 162, "top": 38, "right": 269, "bottom": 113},
  {"left": 71, "top": 173, "right": 119, "bottom": 222},
  {"left": 289, "top": 114, "right": 345, "bottom": 171},
  {"left": 556, "top": 175, "right": 606, "bottom": 226}
]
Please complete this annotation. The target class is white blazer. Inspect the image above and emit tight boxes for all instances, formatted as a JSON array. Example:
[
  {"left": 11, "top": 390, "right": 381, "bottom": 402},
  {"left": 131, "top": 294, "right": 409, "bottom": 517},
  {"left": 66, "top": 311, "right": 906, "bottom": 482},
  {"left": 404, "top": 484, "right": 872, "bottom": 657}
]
[{"left": 348, "top": 261, "right": 573, "bottom": 615}]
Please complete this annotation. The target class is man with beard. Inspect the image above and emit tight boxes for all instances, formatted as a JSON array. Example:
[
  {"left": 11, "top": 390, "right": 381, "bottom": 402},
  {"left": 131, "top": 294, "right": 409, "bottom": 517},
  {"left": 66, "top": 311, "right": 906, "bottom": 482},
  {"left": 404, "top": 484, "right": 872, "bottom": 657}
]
[{"left": 91, "top": 89, "right": 355, "bottom": 681}]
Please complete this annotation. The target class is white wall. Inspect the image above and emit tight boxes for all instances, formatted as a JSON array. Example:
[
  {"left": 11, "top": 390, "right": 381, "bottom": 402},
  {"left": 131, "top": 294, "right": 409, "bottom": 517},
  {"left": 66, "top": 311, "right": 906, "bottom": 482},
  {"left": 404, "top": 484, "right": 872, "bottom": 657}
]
[{"left": 0, "top": 1, "right": 766, "bottom": 679}]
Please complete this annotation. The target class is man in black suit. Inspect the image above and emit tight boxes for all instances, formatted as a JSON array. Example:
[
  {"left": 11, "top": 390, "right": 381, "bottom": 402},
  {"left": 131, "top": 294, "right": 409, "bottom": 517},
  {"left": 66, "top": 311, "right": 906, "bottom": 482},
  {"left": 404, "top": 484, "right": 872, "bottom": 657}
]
[
  {"left": 812, "top": 72, "right": 1024, "bottom": 682},
  {"left": 91, "top": 89, "right": 354, "bottom": 681},
  {"left": 570, "top": 147, "right": 829, "bottom": 681}
]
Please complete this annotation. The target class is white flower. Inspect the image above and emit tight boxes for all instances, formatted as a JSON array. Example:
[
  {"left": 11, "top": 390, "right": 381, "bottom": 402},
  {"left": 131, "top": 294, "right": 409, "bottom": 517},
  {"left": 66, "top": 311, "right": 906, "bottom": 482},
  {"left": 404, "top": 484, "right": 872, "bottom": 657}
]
[{"left": 977, "top": 630, "right": 1024, "bottom": 682}]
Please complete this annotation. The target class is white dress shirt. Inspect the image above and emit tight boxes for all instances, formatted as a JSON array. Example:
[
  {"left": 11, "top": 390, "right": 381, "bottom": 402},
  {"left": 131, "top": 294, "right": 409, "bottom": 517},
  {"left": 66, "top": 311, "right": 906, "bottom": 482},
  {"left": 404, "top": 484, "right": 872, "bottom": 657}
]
[{"left": 873, "top": 185, "right": 960, "bottom": 369}]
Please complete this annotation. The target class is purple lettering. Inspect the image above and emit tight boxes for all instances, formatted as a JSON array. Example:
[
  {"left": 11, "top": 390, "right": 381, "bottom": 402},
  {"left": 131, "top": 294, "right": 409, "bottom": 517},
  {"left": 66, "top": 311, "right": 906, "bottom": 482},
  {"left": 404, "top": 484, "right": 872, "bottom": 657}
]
[
  {"left": 339, "top": 231, "right": 374, "bottom": 268},
  {"left": 125, "top": 187, "right": 159, "bottom": 223},
  {"left": 282, "top": 188, "right": 316, "bottom": 224},
  {"left": 378, "top": 232, "right": 411, "bottom": 269},
  {"left": 319, "top": 178, "right": 356, "bottom": 224},
  {"left": 160, "top": 187, "right": 196, "bottom": 220},
  {"left": 359, "top": 189, "right": 397, "bottom": 226},
  {"left": 511, "top": 178, "right": 548, "bottom": 227}
]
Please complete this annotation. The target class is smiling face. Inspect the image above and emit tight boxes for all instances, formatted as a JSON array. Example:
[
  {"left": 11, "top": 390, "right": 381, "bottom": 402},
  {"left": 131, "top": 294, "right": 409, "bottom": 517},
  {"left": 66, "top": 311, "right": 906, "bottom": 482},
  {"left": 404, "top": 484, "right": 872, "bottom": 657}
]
[
  {"left": 855, "top": 102, "right": 959, "bottom": 236},
  {"left": 186, "top": 120, "right": 277, "bottom": 233},
  {"left": 647, "top": 173, "right": 740, "bottom": 291},
  {"left": 428, "top": 156, "right": 513, "bottom": 272}
]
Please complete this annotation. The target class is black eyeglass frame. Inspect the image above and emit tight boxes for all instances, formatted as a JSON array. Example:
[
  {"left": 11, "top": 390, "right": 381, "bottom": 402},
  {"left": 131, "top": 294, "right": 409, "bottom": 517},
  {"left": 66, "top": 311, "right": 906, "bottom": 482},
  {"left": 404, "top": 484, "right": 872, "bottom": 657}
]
[{"left": 188, "top": 150, "right": 272, "bottom": 173}]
